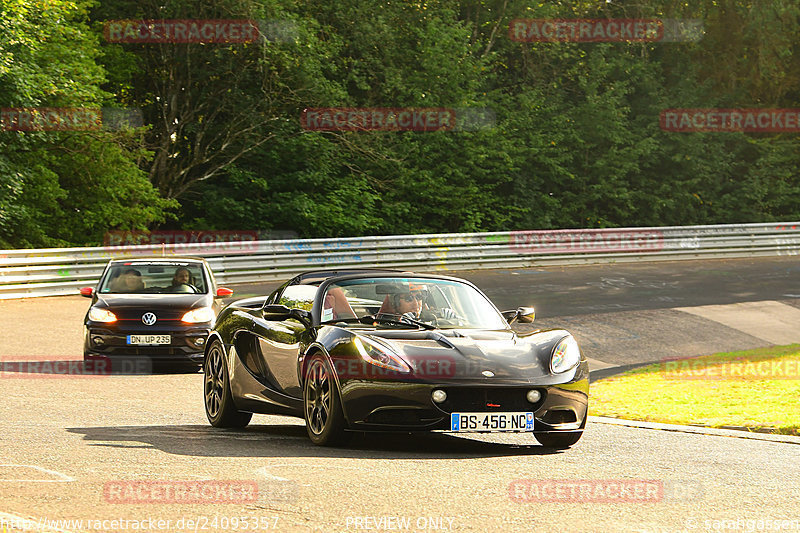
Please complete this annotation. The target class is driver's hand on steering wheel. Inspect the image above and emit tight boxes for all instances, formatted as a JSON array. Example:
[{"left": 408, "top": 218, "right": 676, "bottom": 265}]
[{"left": 439, "top": 307, "right": 458, "bottom": 319}]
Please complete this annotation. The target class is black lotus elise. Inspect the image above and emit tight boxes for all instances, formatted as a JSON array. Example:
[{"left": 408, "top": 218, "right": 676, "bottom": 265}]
[{"left": 203, "top": 270, "right": 588, "bottom": 447}]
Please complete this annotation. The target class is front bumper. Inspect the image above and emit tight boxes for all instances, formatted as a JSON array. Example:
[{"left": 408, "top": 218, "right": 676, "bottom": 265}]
[
  {"left": 84, "top": 325, "right": 210, "bottom": 363},
  {"left": 339, "top": 361, "right": 589, "bottom": 433}
]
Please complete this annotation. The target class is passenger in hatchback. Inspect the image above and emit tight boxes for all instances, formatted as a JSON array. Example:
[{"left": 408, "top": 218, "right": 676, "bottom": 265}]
[{"left": 110, "top": 269, "right": 144, "bottom": 293}]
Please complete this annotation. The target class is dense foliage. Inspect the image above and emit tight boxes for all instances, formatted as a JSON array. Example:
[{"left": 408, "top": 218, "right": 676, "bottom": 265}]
[{"left": 1, "top": 0, "right": 799, "bottom": 247}]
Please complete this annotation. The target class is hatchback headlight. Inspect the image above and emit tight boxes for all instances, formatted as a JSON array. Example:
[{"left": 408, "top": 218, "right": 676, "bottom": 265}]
[
  {"left": 551, "top": 335, "right": 581, "bottom": 374},
  {"left": 181, "top": 307, "right": 215, "bottom": 323},
  {"left": 88, "top": 307, "right": 117, "bottom": 323}
]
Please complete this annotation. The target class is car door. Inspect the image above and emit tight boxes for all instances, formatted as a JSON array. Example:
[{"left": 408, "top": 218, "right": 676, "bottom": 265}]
[{"left": 249, "top": 283, "right": 317, "bottom": 398}]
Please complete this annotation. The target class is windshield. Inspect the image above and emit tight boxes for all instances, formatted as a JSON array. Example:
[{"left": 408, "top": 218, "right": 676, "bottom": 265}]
[
  {"left": 99, "top": 262, "right": 208, "bottom": 294},
  {"left": 320, "top": 277, "right": 507, "bottom": 330}
]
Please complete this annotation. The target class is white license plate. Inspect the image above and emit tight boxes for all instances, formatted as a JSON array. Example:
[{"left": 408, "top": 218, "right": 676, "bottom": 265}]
[
  {"left": 450, "top": 412, "right": 534, "bottom": 432},
  {"left": 127, "top": 334, "right": 171, "bottom": 345}
]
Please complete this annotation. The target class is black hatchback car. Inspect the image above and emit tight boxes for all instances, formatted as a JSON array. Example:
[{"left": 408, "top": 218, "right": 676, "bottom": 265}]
[{"left": 80, "top": 257, "right": 233, "bottom": 368}]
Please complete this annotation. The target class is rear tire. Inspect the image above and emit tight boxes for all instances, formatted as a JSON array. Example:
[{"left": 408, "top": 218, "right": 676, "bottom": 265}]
[
  {"left": 204, "top": 340, "right": 252, "bottom": 428},
  {"left": 303, "top": 354, "right": 349, "bottom": 446}
]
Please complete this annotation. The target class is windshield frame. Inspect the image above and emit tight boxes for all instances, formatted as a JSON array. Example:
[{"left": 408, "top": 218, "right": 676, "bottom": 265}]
[
  {"left": 98, "top": 260, "right": 211, "bottom": 295},
  {"left": 314, "top": 274, "right": 509, "bottom": 331}
]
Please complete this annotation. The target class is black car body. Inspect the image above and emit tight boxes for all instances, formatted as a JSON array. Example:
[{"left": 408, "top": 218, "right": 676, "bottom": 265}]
[
  {"left": 81, "top": 257, "right": 233, "bottom": 368},
  {"left": 204, "top": 269, "right": 589, "bottom": 448}
]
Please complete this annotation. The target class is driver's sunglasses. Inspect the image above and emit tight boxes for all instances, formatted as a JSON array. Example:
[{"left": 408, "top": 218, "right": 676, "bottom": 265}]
[{"left": 400, "top": 292, "right": 424, "bottom": 302}]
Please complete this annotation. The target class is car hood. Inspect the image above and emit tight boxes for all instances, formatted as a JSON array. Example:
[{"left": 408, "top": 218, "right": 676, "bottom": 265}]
[
  {"left": 93, "top": 293, "right": 210, "bottom": 310},
  {"left": 361, "top": 328, "right": 573, "bottom": 382}
]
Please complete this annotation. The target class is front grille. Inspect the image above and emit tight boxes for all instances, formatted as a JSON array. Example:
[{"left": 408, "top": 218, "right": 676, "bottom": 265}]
[
  {"left": 541, "top": 409, "right": 577, "bottom": 424},
  {"left": 438, "top": 387, "right": 543, "bottom": 413},
  {"left": 100, "top": 346, "right": 202, "bottom": 357},
  {"left": 115, "top": 309, "right": 185, "bottom": 321}
]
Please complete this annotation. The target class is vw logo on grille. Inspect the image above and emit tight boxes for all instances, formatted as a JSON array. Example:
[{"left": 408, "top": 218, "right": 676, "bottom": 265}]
[{"left": 141, "top": 312, "right": 157, "bottom": 325}]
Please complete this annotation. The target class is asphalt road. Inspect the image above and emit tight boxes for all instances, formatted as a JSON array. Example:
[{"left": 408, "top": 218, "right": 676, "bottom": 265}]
[
  {"left": 2, "top": 372, "right": 799, "bottom": 533},
  {"left": 1, "top": 257, "right": 799, "bottom": 532}
]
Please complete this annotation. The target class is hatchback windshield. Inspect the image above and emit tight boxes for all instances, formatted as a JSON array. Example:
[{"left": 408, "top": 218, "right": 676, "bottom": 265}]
[
  {"left": 320, "top": 277, "right": 507, "bottom": 330},
  {"left": 99, "top": 262, "right": 208, "bottom": 294}
]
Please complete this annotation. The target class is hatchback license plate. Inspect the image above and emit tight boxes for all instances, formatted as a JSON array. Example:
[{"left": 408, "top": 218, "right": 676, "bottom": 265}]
[
  {"left": 127, "top": 334, "right": 171, "bottom": 345},
  {"left": 451, "top": 412, "right": 534, "bottom": 432}
]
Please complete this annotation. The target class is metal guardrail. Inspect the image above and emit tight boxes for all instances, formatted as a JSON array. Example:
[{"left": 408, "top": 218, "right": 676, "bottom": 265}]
[{"left": 1, "top": 222, "right": 798, "bottom": 299}]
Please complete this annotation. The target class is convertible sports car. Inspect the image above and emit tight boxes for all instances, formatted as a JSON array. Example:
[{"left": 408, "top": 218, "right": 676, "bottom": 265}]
[
  {"left": 204, "top": 269, "right": 588, "bottom": 447},
  {"left": 81, "top": 257, "right": 233, "bottom": 368}
]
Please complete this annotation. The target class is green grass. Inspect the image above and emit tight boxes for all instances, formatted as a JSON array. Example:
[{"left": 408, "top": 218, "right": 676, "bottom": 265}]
[{"left": 590, "top": 344, "right": 800, "bottom": 435}]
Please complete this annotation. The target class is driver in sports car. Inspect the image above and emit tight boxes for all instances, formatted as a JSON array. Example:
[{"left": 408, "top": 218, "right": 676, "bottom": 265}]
[{"left": 378, "top": 284, "right": 458, "bottom": 324}]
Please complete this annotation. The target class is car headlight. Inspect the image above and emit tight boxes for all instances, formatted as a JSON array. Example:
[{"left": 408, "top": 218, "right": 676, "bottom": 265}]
[
  {"left": 88, "top": 307, "right": 117, "bottom": 323},
  {"left": 551, "top": 335, "right": 581, "bottom": 374},
  {"left": 353, "top": 337, "right": 410, "bottom": 373},
  {"left": 181, "top": 307, "right": 215, "bottom": 323}
]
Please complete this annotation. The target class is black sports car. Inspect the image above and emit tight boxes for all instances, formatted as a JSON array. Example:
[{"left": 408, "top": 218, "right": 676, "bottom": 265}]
[
  {"left": 204, "top": 270, "right": 588, "bottom": 447},
  {"left": 81, "top": 257, "right": 233, "bottom": 369}
]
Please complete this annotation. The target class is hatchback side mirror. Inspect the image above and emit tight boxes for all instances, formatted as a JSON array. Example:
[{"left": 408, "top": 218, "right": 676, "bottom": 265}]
[
  {"left": 79, "top": 287, "right": 94, "bottom": 298},
  {"left": 216, "top": 287, "right": 234, "bottom": 298}
]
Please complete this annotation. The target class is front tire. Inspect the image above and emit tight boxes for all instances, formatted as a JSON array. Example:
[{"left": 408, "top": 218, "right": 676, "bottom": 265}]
[
  {"left": 303, "top": 354, "right": 348, "bottom": 446},
  {"left": 204, "top": 340, "right": 252, "bottom": 428}
]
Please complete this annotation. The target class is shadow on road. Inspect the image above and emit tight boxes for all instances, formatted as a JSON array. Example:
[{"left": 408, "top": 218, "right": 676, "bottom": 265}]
[{"left": 66, "top": 424, "right": 566, "bottom": 459}]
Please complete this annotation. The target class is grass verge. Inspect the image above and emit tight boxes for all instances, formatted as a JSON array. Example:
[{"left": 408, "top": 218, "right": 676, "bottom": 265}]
[{"left": 589, "top": 344, "right": 800, "bottom": 435}]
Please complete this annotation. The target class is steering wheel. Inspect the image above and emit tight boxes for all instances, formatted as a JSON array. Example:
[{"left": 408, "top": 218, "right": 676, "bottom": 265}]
[{"left": 171, "top": 283, "right": 199, "bottom": 294}]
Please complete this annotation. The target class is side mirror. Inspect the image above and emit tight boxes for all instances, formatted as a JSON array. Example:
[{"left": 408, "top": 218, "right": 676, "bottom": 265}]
[
  {"left": 216, "top": 287, "right": 234, "bottom": 298},
  {"left": 503, "top": 306, "right": 535, "bottom": 324},
  {"left": 79, "top": 287, "right": 94, "bottom": 298},
  {"left": 516, "top": 306, "right": 535, "bottom": 323},
  {"left": 262, "top": 304, "right": 311, "bottom": 325},
  {"left": 263, "top": 304, "right": 292, "bottom": 320}
]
